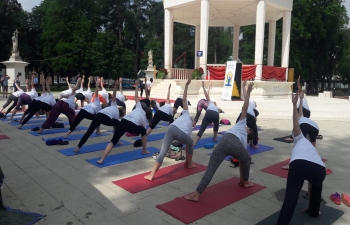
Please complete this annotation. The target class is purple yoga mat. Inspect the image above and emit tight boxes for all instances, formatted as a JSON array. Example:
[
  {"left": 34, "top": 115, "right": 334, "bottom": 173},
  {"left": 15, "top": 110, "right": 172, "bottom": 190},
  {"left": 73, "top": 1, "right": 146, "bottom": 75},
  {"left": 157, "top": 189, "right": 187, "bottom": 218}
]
[{"left": 192, "top": 124, "right": 214, "bottom": 131}]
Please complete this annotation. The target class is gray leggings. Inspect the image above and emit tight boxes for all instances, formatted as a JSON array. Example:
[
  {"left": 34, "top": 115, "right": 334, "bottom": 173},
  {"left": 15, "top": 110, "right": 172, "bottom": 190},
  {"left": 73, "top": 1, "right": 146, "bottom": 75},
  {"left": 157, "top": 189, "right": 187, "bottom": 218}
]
[
  {"left": 196, "top": 133, "right": 250, "bottom": 194},
  {"left": 3, "top": 94, "right": 18, "bottom": 114},
  {"left": 197, "top": 110, "right": 219, "bottom": 137},
  {"left": 156, "top": 124, "right": 193, "bottom": 164}
]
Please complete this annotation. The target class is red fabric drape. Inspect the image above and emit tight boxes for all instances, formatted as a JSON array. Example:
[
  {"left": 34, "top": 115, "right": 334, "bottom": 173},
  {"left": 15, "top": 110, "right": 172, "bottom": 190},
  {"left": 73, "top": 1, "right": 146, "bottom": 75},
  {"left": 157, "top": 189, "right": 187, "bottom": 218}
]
[
  {"left": 242, "top": 65, "right": 257, "bottom": 80},
  {"left": 262, "top": 66, "right": 287, "bottom": 81},
  {"left": 206, "top": 66, "right": 226, "bottom": 80}
]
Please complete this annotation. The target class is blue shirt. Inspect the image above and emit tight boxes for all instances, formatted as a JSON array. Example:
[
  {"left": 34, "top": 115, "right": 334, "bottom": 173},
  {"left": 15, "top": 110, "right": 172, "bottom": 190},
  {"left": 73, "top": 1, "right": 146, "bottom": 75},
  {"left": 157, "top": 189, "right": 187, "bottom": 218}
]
[
  {"left": 1, "top": 76, "right": 9, "bottom": 86},
  {"left": 34, "top": 77, "right": 38, "bottom": 84}
]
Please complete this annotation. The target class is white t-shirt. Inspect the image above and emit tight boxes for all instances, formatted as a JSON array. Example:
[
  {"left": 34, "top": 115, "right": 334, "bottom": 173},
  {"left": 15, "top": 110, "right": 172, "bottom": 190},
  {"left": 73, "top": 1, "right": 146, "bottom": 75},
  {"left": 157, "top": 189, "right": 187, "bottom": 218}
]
[
  {"left": 290, "top": 132, "right": 325, "bottom": 167},
  {"left": 146, "top": 80, "right": 152, "bottom": 89},
  {"left": 123, "top": 102, "right": 148, "bottom": 127},
  {"left": 207, "top": 101, "right": 218, "bottom": 112},
  {"left": 249, "top": 98, "right": 256, "bottom": 110},
  {"left": 35, "top": 93, "right": 46, "bottom": 100},
  {"left": 116, "top": 93, "right": 125, "bottom": 103},
  {"left": 99, "top": 101, "right": 120, "bottom": 119},
  {"left": 297, "top": 98, "right": 310, "bottom": 111},
  {"left": 75, "top": 86, "right": 83, "bottom": 94},
  {"left": 82, "top": 88, "right": 92, "bottom": 101},
  {"left": 172, "top": 110, "right": 192, "bottom": 136},
  {"left": 99, "top": 88, "right": 109, "bottom": 103},
  {"left": 299, "top": 117, "right": 319, "bottom": 130},
  {"left": 12, "top": 90, "right": 24, "bottom": 97},
  {"left": 61, "top": 87, "right": 72, "bottom": 96},
  {"left": 39, "top": 93, "right": 56, "bottom": 106},
  {"left": 25, "top": 89, "right": 38, "bottom": 100},
  {"left": 226, "top": 118, "right": 247, "bottom": 149},
  {"left": 247, "top": 106, "right": 256, "bottom": 117},
  {"left": 159, "top": 103, "right": 173, "bottom": 115},
  {"left": 63, "top": 95, "right": 76, "bottom": 110},
  {"left": 83, "top": 97, "right": 101, "bottom": 114}
]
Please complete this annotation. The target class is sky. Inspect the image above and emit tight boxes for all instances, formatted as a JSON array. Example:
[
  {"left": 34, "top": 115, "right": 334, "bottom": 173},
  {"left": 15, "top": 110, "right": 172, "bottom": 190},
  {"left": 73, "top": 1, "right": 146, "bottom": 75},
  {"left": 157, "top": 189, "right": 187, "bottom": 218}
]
[{"left": 18, "top": 0, "right": 350, "bottom": 26}]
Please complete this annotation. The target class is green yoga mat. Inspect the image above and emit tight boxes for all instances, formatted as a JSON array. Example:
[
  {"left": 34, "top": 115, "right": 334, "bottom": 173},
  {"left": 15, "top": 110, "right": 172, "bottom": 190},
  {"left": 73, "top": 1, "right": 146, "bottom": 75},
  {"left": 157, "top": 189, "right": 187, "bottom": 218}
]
[{"left": 255, "top": 199, "right": 344, "bottom": 225}]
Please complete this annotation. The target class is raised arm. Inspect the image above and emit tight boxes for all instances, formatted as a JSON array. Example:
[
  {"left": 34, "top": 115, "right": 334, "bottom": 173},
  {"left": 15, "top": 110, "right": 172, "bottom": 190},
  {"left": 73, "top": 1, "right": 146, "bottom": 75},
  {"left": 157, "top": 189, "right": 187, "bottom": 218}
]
[
  {"left": 100, "top": 77, "right": 105, "bottom": 89},
  {"left": 298, "top": 90, "right": 305, "bottom": 117},
  {"left": 166, "top": 83, "right": 171, "bottom": 104},
  {"left": 87, "top": 76, "right": 91, "bottom": 89},
  {"left": 41, "top": 77, "right": 46, "bottom": 93},
  {"left": 81, "top": 74, "right": 85, "bottom": 89},
  {"left": 207, "top": 81, "right": 212, "bottom": 97},
  {"left": 134, "top": 79, "right": 140, "bottom": 103},
  {"left": 14, "top": 80, "right": 22, "bottom": 91},
  {"left": 202, "top": 81, "right": 210, "bottom": 101},
  {"left": 297, "top": 75, "right": 302, "bottom": 94},
  {"left": 31, "top": 75, "right": 35, "bottom": 89},
  {"left": 45, "top": 77, "right": 51, "bottom": 92},
  {"left": 240, "top": 81, "right": 254, "bottom": 120},
  {"left": 119, "top": 77, "right": 123, "bottom": 94},
  {"left": 292, "top": 93, "right": 302, "bottom": 136},
  {"left": 183, "top": 76, "right": 191, "bottom": 110},
  {"left": 71, "top": 78, "right": 81, "bottom": 95},
  {"left": 25, "top": 78, "right": 30, "bottom": 92},
  {"left": 111, "top": 79, "right": 118, "bottom": 102},
  {"left": 66, "top": 77, "right": 70, "bottom": 87}
]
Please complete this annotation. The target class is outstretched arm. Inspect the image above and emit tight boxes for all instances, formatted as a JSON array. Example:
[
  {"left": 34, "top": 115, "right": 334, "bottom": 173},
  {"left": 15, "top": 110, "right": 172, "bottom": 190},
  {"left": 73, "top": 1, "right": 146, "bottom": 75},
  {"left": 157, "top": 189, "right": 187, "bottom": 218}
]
[
  {"left": 298, "top": 91, "right": 305, "bottom": 117},
  {"left": 297, "top": 75, "right": 302, "bottom": 94},
  {"left": 100, "top": 77, "right": 105, "bottom": 89},
  {"left": 183, "top": 76, "right": 191, "bottom": 110},
  {"left": 81, "top": 74, "right": 85, "bottom": 89},
  {"left": 46, "top": 77, "right": 51, "bottom": 92},
  {"left": 119, "top": 77, "right": 123, "bottom": 94},
  {"left": 134, "top": 79, "right": 140, "bottom": 103},
  {"left": 93, "top": 78, "right": 100, "bottom": 101},
  {"left": 41, "top": 77, "right": 46, "bottom": 93},
  {"left": 207, "top": 81, "right": 212, "bottom": 97},
  {"left": 25, "top": 78, "right": 29, "bottom": 92},
  {"left": 166, "top": 83, "right": 171, "bottom": 104},
  {"left": 202, "top": 81, "right": 210, "bottom": 101},
  {"left": 72, "top": 78, "right": 81, "bottom": 95},
  {"left": 66, "top": 77, "right": 70, "bottom": 87},
  {"left": 111, "top": 79, "right": 118, "bottom": 102},
  {"left": 292, "top": 93, "right": 302, "bottom": 136},
  {"left": 240, "top": 81, "right": 254, "bottom": 120},
  {"left": 87, "top": 76, "right": 91, "bottom": 89},
  {"left": 31, "top": 76, "right": 35, "bottom": 89}
]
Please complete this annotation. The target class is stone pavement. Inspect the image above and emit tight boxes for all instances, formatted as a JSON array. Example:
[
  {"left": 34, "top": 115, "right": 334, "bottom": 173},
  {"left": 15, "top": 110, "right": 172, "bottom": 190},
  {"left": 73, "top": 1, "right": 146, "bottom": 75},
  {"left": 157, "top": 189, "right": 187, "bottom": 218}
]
[{"left": 0, "top": 92, "right": 349, "bottom": 225}]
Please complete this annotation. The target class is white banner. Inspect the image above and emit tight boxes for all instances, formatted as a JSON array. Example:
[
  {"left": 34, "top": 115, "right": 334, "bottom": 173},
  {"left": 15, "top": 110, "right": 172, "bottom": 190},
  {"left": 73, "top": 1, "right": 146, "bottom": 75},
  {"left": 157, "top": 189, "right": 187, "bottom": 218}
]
[{"left": 221, "top": 61, "right": 237, "bottom": 101}]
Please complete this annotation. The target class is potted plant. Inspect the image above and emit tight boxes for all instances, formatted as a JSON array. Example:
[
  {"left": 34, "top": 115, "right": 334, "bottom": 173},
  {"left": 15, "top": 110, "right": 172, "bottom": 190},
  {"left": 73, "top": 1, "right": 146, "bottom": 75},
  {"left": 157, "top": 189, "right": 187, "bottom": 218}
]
[
  {"left": 192, "top": 67, "right": 204, "bottom": 80},
  {"left": 157, "top": 68, "right": 168, "bottom": 79}
]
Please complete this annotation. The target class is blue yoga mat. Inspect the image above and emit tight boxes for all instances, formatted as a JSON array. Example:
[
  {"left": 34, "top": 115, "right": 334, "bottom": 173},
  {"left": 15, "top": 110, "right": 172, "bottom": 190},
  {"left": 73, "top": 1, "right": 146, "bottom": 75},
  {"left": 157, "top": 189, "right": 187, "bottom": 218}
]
[
  {"left": 42, "top": 132, "right": 110, "bottom": 142},
  {"left": 29, "top": 126, "right": 87, "bottom": 136},
  {"left": 86, "top": 147, "right": 160, "bottom": 168},
  {"left": 192, "top": 137, "right": 221, "bottom": 150},
  {"left": 192, "top": 124, "right": 214, "bottom": 131},
  {"left": 132, "top": 132, "right": 165, "bottom": 142},
  {"left": 22, "top": 122, "right": 69, "bottom": 130},
  {"left": 9, "top": 119, "right": 62, "bottom": 125},
  {"left": 58, "top": 140, "right": 131, "bottom": 156},
  {"left": 247, "top": 144, "right": 274, "bottom": 155}
]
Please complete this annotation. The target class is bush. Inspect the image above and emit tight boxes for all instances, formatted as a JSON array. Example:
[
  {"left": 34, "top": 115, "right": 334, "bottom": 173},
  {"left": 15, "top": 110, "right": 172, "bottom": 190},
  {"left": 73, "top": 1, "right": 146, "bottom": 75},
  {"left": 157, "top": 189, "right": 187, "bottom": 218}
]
[
  {"left": 157, "top": 68, "right": 168, "bottom": 79},
  {"left": 192, "top": 67, "right": 204, "bottom": 80}
]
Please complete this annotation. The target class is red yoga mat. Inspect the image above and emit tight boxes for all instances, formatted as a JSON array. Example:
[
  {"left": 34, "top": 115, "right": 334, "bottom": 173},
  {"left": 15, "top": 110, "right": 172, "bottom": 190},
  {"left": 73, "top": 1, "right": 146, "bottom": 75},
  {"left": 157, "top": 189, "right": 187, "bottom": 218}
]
[
  {"left": 125, "top": 96, "right": 176, "bottom": 103},
  {"left": 261, "top": 158, "right": 328, "bottom": 178},
  {"left": 157, "top": 177, "right": 265, "bottom": 224},
  {"left": 112, "top": 162, "right": 207, "bottom": 193},
  {"left": 0, "top": 135, "right": 10, "bottom": 140}
]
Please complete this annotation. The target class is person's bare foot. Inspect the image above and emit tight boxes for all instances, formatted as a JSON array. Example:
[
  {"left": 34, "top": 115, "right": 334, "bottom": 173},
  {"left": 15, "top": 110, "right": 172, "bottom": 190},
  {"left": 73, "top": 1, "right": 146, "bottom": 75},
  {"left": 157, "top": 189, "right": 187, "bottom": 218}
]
[
  {"left": 17, "top": 125, "right": 22, "bottom": 129},
  {"left": 96, "top": 159, "right": 103, "bottom": 164},
  {"left": 284, "top": 137, "right": 293, "bottom": 141},
  {"left": 117, "top": 141, "right": 122, "bottom": 145},
  {"left": 243, "top": 181, "right": 254, "bottom": 188},
  {"left": 144, "top": 174, "right": 153, "bottom": 181},
  {"left": 184, "top": 192, "right": 200, "bottom": 202},
  {"left": 212, "top": 138, "right": 218, "bottom": 142},
  {"left": 186, "top": 163, "right": 196, "bottom": 169},
  {"left": 73, "top": 147, "right": 80, "bottom": 153},
  {"left": 142, "top": 150, "right": 150, "bottom": 154},
  {"left": 37, "top": 128, "right": 43, "bottom": 134},
  {"left": 253, "top": 145, "right": 259, "bottom": 149},
  {"left": 302, "top": 208, "right": 321, "bottom": 216},
  {"left": 282, "top": 165, "right": 289, "bottom": 170},
  {"left": 96, "top": 131, "right": 103, "bottom": 135}
]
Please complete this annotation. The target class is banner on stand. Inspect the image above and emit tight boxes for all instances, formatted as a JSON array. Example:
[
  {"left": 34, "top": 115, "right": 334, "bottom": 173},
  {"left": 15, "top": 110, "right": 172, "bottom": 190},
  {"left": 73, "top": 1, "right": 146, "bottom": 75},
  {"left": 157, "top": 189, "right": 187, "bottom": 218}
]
[{"left": 221, "top": 61, "right": 237, "bottom": 101}]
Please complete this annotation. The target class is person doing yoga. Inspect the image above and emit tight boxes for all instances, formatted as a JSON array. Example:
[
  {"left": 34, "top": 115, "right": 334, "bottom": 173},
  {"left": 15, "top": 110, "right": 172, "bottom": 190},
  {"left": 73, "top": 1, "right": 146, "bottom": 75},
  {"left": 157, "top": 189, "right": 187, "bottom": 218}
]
[
  {"left": 74, "top": 79, "right": 127, "bottom": 154},
  {"left": 236, "top": 102, "right": 259, "bottom": 149},
  {"left": 150, "top": 100, "right": 165, "bottom": 111},
  {"left": 91, "top": 77, "right": 110, "bottom": 104},
  {"left": 193, "top": 81, "right": 220, "bottom": 146},
  {"left": 18, "top": 77, "right": 56, "bottom": 128},
  {"left": 64, "top": 79, "right": 103, "bottom": 139},
  {"left": 37, "top": 78, "right": 81, "bottom": 134},
  {"left": 173, "top": 96, "right": 191, "bottom": 119},
  {"left": 192, "top": 82, "right": 216, "bottom": 127},
  {"left": 0, "top": 80, "right": 24, "bottom": 117},
  {"left": 184, "top": 82, "right": 256, "bottom": 202},
  {"left": 75, "top": 75, "right": 93, "bottom": 107},
  {"left": 144, "top": 77, "right": 195, "bottom": 181},
  {"left": 96, "top": 79, "right": 152, "bottom": 164},
  {"left": 107, "top": 77, "right": 128, "bottom": 110},
  {"left": 277, "top": 93, "right": 326, "bottom": 225},
  {"left": 58, "top": 77, "right": 72, "bottom": 100},
  {"left": 146, "top": 84, "right": 174, "bottom": 135}
]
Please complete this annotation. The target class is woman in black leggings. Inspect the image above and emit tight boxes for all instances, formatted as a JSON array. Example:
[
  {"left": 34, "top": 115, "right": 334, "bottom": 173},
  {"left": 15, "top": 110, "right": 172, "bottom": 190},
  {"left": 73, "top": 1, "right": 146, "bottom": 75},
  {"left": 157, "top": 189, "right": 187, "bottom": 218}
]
[
  {"left": 277, "top": 93, "right": 325, "bottom": 225},
  {"left": 235, "top": 107, "right": 259, "bottom": 148},
  {"left": 173, "top": 97, "right": 191, "bottom": 119}
]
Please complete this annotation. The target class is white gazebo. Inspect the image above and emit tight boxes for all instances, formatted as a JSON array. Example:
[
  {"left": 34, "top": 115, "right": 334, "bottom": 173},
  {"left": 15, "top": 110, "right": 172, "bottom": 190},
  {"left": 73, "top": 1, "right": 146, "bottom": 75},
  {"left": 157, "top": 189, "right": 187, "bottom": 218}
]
[{"left": 161, "top": 0, "right": 294, "bottom": 98}]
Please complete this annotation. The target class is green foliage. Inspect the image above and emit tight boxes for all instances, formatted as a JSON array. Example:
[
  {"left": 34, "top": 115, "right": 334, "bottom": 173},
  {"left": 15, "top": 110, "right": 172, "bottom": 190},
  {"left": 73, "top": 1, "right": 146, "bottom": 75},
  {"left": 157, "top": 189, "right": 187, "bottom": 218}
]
[
  {"left": 192, "top": 67, "right": 204, "bottom": 80},
  {"left": 141, "top": 39, "right": 163, "bottom": 69}
]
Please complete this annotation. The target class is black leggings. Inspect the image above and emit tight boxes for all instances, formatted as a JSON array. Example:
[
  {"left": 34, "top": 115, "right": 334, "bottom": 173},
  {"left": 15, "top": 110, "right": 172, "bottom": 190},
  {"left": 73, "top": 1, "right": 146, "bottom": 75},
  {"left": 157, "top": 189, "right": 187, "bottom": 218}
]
[
  {"left": 3, "top": 94, "right": 18, "bottom": 115},
  {"left": 21, "top": 101, "right": 52, "bottom": 125},
  {"left": 140, "top": 83, "right": 148, "bottom": 97},
  {"left": 69, "top": 109, "right": 95, "bottom": 132},
  {"left": 149, "top": 110, "right": 174, "bottom": 129},
  {"left": 111, "top": 119, "right": 146, "bottom": 145},
  {"left": 300, "top": 123, "right": 319, "bottom": 143},
  {"left": 78, "top": 113, "right": 120, "bottom": 148},
  {"left": 278, "top": 159, "right": 326, "bottom": 225},
  {"left": 24, "top": 99, "right": 38, "bottom": 116},
  {"left": 197, "top": 110, "right": 220, "bottom": 137},
  {"left": 173, "top": 98, "right": 190, "bottom": 110},
  {"left": 236, "top": 113, "right": 258, "bottom": 145}
]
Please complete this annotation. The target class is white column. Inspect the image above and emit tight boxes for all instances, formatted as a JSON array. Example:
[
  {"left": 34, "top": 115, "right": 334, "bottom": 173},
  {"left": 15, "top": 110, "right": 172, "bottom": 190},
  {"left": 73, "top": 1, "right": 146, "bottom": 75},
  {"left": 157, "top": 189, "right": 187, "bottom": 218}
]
[
  {"left": 199, "top": 0, "right": 209, "bottom": 79},
  {"left": 254, "top": 0, "right": 266, "bottom": 80},
  {"left": 268, "top": 20, "right": 276, "bottom": 66},
  {"left": 232, "top": 25, "right": 240, "bottom": 61},
  {"left": 281, "top": 11, "right": 292, "bottom": 80},
  {"left": 195, "top": 25, "right": 200, "bottom": 68},
  {"left": 164, "top": 9, "right": 173, "bottom": 79}
]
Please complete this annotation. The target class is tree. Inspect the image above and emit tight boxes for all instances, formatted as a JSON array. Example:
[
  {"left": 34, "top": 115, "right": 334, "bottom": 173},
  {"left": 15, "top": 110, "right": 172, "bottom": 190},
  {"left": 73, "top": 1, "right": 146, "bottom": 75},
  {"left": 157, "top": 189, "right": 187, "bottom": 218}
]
[{"left": 140, "top": 39, "right": 163, "bottom": 69}]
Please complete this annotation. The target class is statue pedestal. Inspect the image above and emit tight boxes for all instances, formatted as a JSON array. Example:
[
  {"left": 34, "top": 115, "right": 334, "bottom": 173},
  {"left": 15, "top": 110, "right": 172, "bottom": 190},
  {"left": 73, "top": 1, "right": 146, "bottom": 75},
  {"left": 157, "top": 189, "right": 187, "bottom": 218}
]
[
  {"left": 1, "top": 59, "right": 29, "bottom": 92},
  {"left": 144, "top": 64, "right": 156, "bottom": 79},
  {"left": 9, "top": 51, "right": 22, "bottom": 61}
]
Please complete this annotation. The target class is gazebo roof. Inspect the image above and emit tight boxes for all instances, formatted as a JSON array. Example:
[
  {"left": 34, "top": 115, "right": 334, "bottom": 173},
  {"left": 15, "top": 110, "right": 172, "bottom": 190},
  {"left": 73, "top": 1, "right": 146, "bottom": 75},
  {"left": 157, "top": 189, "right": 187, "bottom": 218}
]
[{"left": 163, "top": 0, "right": 293, "bottom": 27}]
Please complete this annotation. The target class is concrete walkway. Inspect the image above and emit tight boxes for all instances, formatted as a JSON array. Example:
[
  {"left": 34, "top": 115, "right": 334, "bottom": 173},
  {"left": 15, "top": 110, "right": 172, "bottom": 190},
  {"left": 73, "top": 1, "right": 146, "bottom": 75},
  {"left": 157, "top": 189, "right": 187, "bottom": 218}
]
[{"left": 0, "top": 92, "right": 349, "bottom": 225}]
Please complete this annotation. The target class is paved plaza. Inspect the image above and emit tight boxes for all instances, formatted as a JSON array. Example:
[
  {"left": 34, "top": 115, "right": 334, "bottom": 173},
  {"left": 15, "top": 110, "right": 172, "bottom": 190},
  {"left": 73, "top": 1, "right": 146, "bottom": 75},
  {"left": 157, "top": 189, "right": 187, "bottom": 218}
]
[{"left": 0, "top": 92, "right": 349, "bottom": 225}]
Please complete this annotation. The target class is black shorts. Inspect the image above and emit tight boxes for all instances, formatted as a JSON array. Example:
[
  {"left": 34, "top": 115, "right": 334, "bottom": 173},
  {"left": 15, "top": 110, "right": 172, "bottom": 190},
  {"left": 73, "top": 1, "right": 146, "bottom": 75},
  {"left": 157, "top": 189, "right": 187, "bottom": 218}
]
[
  {"left": 300, "top": 123, "right": 319, "bottom": 142},
  {"left": 75, "top": 93, "right": 85, "bottom": 101}
]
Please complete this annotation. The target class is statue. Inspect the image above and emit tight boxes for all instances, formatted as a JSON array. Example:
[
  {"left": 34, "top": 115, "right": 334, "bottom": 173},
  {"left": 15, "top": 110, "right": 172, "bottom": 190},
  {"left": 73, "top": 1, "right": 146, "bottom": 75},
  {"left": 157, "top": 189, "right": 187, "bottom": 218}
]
[
  {"left": 12, "top": 29, "right": 19, "bottom": 52},
  {"left": 148, "top": 50, "right": 153, "bottom": 66}
]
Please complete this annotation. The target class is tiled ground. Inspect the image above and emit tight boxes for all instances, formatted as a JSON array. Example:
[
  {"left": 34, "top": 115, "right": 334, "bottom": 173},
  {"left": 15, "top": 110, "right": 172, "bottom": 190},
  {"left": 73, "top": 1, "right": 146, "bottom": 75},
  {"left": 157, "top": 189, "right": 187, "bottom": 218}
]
[{"left": 0, "top": 92, "right": 349, "bottom": 225}]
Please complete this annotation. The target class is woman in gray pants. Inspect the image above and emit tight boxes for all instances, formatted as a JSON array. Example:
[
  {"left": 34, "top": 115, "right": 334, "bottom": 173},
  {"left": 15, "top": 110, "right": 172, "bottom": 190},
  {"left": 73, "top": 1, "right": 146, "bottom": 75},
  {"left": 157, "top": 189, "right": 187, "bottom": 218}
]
[
  {"left": 184, "top": 82, "right": 255, "bottom": 202},
  {"left": 193, "top": 81, "right": 220, "bottom": 146},
  {"left": 144, "top": 77, "right": 195, "bottom": 181}
]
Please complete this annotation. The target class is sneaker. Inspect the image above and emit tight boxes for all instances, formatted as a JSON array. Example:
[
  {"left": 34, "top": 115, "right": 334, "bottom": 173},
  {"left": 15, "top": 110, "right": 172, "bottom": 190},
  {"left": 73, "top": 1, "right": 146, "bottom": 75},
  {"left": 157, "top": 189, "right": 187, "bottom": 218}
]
[
  {"left": 330, "top": 192, "right": 341, "bottom": 205},
  {"left": 341, "top": 193, "right": 350, "bottom": 207}
]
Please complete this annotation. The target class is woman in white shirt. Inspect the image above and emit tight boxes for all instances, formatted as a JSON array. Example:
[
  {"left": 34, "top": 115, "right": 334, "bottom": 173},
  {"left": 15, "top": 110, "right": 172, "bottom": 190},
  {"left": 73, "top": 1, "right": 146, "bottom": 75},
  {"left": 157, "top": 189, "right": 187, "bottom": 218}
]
[
  {"left": 96, "top": 79, "right": 152, "bottom": 164},
  {"left": 235, "top": 104, "right": 259, "bottom": 148},
  {"left": 58, "top": 77, "right": 72, "bottom": 100},
  {"left": 64, "top": 79, "right": 103, "bottom": 139},
  {"left": 277, "top": 93, "right": 325, "bottom": 225},
  {"left": 0, "top": 80, "right": 24, "bottom": 116},
  {"left": 173, "top": 96, "right": 191, "bottom": 119},
  {"left": 75, "top": 75, "right": 92, "bottom": 108},
  {"left": 18, "top": 77, "right": 56, "bottom": 128},
  {"left": 144, "top": 77, "right": 194, "bottom": 181},
  {"left": 91, "top": 77, "right": 110, "bottom": 104},
  {"left": 184, "top": 82, "right": 255, "bottom": 202},
  {"left": 146, "top": 84, "right": 174, "bottom": 135},
  {"left": 193, "top": 81, "right": 220, "bottom": 146},
  {"left": 74, "top": 80, "right": 126, "bottom": 153},
  {"left": 108, "top": 77, "right": 128, "bottom": 111}
]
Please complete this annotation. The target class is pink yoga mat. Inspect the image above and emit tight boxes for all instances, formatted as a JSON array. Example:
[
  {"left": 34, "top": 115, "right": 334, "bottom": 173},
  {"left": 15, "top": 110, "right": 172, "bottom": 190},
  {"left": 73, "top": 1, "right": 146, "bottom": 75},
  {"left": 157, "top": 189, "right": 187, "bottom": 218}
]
[
  {"left": 156, "top": 177, "right": 265, "bottom": 224},
  {"left": 0, "top": 135, "right": 10, "bottom": 140},
  {"left": 261, "top": 158, "right": 328, "bottom": 178},
  {"left": 112, "top": 162, "right": 207, "bottom": 193}
]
